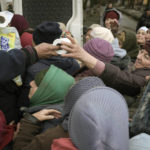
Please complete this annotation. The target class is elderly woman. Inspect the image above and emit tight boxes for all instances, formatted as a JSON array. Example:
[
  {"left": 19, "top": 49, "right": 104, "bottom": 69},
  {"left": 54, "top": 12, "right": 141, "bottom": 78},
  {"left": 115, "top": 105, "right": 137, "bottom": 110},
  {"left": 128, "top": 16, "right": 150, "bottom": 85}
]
[
  {"left": 61, "top": 36, "right": 150, "bottom": 98},
  {"left": 4, "top": 65, "right": 74, "bottom": 150},
  {"left": 85, "top": 24, "right": 101, "bottom": 42},
  {"left": 74, "top": 38, "right": 114, "bottom": 80},
  {"left": 13, "top": 77, "right": 129, "bottom": 150},
  {"left": 136, "top": 26, "right": 148, "bottom": 48}
]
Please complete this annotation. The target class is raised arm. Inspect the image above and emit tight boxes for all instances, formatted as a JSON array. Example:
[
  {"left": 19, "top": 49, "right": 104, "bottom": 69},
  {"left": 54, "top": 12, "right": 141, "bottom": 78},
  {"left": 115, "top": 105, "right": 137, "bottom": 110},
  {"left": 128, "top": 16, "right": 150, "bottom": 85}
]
[{"left": 0, "top": 43, "right": 59, "bottom": 82}]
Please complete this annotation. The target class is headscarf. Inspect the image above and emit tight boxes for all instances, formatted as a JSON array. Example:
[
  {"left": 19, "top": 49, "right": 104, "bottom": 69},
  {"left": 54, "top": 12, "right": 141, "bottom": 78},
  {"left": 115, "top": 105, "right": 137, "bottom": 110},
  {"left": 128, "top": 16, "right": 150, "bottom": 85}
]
[
  {"left": 68, "top": 87, "right": 129, "bottom": 150},
  {"left": 62, "top": 77, "right": 105, "bottom": 130},
  {"left": 30, "top": 65, "right": 75, "bottom": 107},
  {"left": 117, "top": 30, "right": 140, "bottom": 60}
]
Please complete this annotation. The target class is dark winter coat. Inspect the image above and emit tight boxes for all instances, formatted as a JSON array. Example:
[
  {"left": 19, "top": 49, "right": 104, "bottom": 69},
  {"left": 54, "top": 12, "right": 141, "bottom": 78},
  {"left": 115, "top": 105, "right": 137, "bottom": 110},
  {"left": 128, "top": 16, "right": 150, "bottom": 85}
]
[
  {"left": 0, "top": 47, "right": 38, "bottom": 83},
  {"left": 130, "top": 80, "right": 150, "bottom": 137},
  {"left": 13, "top": 118, "right": 68, "bottom": 150},
  {"left": 18, "top": 56, "right": 80, "bottom": 110},
  {"left": 0, "top": 46, "right": 38, "bottom": 123},
  {"left": 99, "top": 63, "right": 150, "bottom": 96}
]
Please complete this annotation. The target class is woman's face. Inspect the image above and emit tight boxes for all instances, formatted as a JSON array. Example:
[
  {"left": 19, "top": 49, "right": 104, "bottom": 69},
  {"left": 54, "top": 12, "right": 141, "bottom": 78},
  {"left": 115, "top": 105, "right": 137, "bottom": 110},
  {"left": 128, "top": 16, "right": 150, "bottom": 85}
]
[
  {"left": 85, "top": 29, "right": 92, "bottom": 42},
  {"left": 105, "top": 18, "right": 118, "bottom": 29},
  {"left": 28, "top": 80, "right": 38, "bottom": 99},
  {"left": 134, "top": 49, "right": 150, "bottom": 69},
  {"left": 136, "top": 29, "right": 147, "bottom": 45},
  {"left": 145, "top": 29, "right": 150, "bottom": 42}
]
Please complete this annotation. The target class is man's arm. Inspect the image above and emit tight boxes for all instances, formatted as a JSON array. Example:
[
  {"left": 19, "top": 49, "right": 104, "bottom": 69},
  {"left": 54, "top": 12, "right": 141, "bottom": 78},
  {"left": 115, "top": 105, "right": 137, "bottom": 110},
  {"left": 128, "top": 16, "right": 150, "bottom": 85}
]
[
  {"left": 0, "top": 43, "right": 59, "bottom": 83},
  {"left": 0, "top": 47, "right": 38, "bottom": 83}
]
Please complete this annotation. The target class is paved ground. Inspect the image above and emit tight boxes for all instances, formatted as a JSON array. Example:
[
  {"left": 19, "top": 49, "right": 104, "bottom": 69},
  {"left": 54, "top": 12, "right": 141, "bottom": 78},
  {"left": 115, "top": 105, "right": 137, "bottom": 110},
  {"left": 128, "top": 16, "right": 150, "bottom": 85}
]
[
  {"left": 116, "top": 6, "right": 142, "bottom": 21},
  {"left": 84, "top": 5, "right": 142, "bottom": 32}
]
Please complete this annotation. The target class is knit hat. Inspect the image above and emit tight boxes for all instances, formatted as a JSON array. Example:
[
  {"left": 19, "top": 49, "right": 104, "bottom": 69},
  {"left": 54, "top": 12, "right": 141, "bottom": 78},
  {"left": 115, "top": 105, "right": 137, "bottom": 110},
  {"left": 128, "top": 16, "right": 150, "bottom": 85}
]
[
  {"left": 138, "top": 26, "right": 148, "bottom": 32},
  {"left": 88, "top": 24, "right": 101, "bottom": 30},
  {"left": 142, "top": 41, "right": 150, "bottom": 55},
  {"left": 83, "top": 38, "right": 114, "bottom": 62},
  {"left": 30, "top": 65, "right": 75, "bottom": 107},
  {"left": 21, "top": 32, "right": 33, "bottom": 48},
  {"left": 62, "top": 77, "right": 105, "bottom": 130},
  {"left": 90, "top": 26, "right": 114, "bottom": 43},
  {"left": 10, "top": 14, "right": 29, "bottom": 35},
  {"left": 103, "top": 9, "right": 121, "bottom": 26},
  {"left": 105, "top": 10, "right": 119, "bottom": 20},
  {"left": 68, "top": 87, "right": 129, "bottom": 150},
  {"left": 33, "top": 21, "right": 62, "bottom": 45}
]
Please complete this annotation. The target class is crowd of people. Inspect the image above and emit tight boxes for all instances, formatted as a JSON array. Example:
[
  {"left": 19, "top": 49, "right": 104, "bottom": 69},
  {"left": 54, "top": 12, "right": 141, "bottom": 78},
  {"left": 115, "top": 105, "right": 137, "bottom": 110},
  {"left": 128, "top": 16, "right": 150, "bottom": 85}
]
[{"left": 1, "top": 3, "right": 150, "bottom": 150}]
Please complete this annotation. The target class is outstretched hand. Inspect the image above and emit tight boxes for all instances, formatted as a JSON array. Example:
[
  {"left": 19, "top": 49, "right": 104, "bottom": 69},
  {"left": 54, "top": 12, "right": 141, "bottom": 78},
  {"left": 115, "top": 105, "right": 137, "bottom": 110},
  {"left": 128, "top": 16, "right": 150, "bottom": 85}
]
[
  {"left": 60, "top": 36, "right": 98, "bottom": 69},
  {"left": 34, "top": 43, "right": 59, "bottom": 59},
  {"left": 60, "top": 36, "right": 88, "bottom": 60},
  {"left": 32, "top": 109, "right": 62, "bottom": 121},
  {"left": 110, "top": 19, "right": 119, "bottom": 37}
]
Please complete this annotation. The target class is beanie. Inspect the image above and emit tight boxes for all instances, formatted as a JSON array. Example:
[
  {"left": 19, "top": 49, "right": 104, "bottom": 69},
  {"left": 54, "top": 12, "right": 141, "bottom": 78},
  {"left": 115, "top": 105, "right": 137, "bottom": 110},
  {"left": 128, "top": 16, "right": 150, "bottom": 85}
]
[
  {"left": 88, "top": 24, "right": 101, "bottom": 30},
  {"left": 105, "top": 11, "right": 119, "bottom": 20},
  {"left": 83, "top": 38, "right": 114, "bottom": 62},
  {"left": 21, "top": 32, "right": 33, "bottom": 48},
  {"left": 33, "top": 21, "right": 62, "bottom": 45},
  {"left": 90, "top": 26, "right": 114, "bottom": 43},
  {"left": 143, "top": 41, "right": 150, "bottom": 55},
  {"left": 10, "top": 14, "right": 29, "bottom": 35}
]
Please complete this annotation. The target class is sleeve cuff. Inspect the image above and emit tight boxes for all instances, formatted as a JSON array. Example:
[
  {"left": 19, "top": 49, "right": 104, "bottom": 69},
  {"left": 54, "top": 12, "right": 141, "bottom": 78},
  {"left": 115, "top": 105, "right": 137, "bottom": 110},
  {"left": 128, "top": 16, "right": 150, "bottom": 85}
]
[
  {"left": 21, "top": 46, "right": 39, "bottom": 66},
  {"left": 91, "top": 60, "right": 105, "bottom": 76}
]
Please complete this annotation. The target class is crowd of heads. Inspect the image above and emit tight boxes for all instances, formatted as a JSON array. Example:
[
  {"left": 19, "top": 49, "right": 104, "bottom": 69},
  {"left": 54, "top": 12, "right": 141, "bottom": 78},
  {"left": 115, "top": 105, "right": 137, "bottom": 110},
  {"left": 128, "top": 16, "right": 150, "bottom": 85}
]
[{"left": 1, "top": 2, "right": 150, "bottom": 150}]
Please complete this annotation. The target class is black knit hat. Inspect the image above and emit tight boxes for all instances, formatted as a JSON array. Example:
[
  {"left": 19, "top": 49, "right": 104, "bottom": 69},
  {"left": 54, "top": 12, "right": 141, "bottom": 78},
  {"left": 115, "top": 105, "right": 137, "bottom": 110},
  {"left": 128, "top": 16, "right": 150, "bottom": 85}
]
[{"left": 33, "top": 21, "right": 62, "bottom": 45}]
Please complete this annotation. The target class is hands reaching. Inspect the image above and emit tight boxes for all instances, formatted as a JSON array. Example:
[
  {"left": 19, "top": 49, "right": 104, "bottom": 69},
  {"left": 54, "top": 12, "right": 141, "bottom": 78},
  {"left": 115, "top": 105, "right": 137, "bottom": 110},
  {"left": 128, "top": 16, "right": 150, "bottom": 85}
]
[
  {"left": 34, "top": 43, "right": 59, "bottom": 59},
  {"left": 60, "top": 36, "right": 98, "bottom": 69},
  {"left": 60, "top": 36, "right": 88, "bottom": 60},
  {"left": 32, "top": 109, "right": 62, "bottom": 121},
  {"left": 110, "top": 19, "right": 119, "bottom": 37}
]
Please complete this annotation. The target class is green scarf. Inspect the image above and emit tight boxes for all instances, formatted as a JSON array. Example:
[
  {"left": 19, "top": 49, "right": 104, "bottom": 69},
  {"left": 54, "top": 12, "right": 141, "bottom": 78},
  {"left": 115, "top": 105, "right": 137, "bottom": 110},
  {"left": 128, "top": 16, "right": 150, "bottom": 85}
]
[
  {"left": 122, "top": 30, "right": 140, "bottom": 60},
  {"left": 30, "top": 65, "right": 75, "bottom": 107}
]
